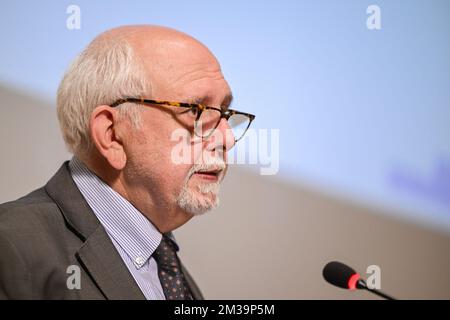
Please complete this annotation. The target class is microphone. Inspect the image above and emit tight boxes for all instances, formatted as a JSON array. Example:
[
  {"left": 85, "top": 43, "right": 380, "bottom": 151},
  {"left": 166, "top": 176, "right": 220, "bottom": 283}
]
[{"left": 322, "top": 261, "right": 396, "bottom": 300}]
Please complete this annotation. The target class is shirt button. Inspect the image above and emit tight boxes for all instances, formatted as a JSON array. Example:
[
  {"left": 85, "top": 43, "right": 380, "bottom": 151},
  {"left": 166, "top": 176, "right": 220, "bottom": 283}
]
[{"left": 135, "top": 256, "right": 145, "bottom": 266}]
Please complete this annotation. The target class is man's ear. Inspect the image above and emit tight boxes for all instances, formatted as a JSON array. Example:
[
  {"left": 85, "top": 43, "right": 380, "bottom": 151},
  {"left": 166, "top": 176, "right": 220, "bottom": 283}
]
[{"left": 89, "top": 105, "right": 127, "bottom": 170}]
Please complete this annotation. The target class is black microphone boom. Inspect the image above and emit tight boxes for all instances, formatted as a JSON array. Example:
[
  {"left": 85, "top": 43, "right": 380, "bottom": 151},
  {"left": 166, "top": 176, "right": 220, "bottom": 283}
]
[{"left": 322, "top": 261, "right": 396, "bottom": 300}]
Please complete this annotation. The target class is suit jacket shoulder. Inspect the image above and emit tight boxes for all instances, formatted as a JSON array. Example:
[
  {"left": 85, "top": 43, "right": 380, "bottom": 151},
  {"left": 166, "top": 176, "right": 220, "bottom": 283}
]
[{"left": 0, "top": 162, "right": 204, "bottom": 300}]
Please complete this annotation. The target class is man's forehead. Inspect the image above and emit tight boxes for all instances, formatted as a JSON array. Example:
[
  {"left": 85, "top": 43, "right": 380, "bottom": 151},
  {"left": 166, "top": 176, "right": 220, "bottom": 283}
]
[
  {"left": 142, "top": 43, "right": 220, "bottom": 77},
  {"left": 133, "top": 32, "right": 224, "bottom": 88},
  {"left": 106, "top": 25, "right": 230, "bottom": 106}
]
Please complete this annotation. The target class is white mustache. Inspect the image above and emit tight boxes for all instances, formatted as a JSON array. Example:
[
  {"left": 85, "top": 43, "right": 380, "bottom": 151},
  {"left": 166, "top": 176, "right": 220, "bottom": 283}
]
[{"left": 188, "top": 158, "right": 227, "bottom": 179}]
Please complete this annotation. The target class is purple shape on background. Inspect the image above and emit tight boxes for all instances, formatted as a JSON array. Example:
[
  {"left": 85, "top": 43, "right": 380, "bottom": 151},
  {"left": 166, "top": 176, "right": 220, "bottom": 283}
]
[{"left": 389, "top": 158, "right": 450, "bottom": 208}]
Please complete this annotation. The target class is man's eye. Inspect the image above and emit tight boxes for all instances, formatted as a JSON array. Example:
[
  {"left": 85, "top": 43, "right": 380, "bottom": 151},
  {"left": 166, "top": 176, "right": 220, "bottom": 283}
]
[
  {"left": 189, "top": 108, "right": 198, "bottom": 116},
  {"left": 179, "top": 107, "right": 198, "bottom": 117}
]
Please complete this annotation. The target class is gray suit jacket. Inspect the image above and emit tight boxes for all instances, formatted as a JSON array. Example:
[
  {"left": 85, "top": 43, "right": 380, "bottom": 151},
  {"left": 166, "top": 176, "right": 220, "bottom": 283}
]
[{"left": 0, "top": 162, "right": 204, "bottom": 300}]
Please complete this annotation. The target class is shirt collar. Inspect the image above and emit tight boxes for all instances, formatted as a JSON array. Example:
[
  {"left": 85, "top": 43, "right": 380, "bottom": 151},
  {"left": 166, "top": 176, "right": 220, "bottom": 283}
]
[{"left": 69, "top": 156, "right": 178, "bottom": 269}]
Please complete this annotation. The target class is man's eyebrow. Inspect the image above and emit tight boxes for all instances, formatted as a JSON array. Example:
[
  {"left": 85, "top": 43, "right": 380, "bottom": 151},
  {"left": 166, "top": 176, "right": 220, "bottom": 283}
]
[
  {"left": 222, "top": 93, "right": 233, "bottom": 111},
  {"left": 187, "top": 93, "right": 233, "bottom": 111},
  {"left": 187, "top": 96, "right": 209, "bottom": 105}
]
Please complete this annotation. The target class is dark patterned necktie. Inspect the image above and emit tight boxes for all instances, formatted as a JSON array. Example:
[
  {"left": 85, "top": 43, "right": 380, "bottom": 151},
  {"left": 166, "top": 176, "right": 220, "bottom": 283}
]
[{"left": 152, "top": 234, "right": 193, "bottom": 300}]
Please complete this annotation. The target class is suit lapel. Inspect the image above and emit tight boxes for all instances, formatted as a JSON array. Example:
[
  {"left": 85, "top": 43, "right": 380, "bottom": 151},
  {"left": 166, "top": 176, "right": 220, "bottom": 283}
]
[
  {"left": 45, "top": 161, "right": 145, "bottom": 300},
  {"left": 76, "top": 225, "right": 145, "bottom": 300}
]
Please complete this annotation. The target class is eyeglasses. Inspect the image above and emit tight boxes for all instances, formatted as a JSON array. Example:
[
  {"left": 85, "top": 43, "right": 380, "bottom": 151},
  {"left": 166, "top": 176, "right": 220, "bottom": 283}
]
[{"left": 110, "top": 97, "right": 255, "bottom": 142}]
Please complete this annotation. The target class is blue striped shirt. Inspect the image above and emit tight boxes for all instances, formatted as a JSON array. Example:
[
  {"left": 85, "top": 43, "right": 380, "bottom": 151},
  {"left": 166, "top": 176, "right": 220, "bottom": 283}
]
[{"left": 69, "top": 156, "right": 169, "bottom": 300}]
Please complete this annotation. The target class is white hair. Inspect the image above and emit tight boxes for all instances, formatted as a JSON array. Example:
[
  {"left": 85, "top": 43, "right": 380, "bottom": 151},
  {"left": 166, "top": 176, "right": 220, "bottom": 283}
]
[{"left": 56, "top": 36, "right": 151, "bottom": 157}]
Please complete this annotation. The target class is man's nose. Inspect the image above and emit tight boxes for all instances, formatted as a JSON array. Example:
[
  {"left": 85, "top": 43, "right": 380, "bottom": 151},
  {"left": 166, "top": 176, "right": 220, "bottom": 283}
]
[{"left": 204, "top": 118, "right": 235, "bottom": 153}]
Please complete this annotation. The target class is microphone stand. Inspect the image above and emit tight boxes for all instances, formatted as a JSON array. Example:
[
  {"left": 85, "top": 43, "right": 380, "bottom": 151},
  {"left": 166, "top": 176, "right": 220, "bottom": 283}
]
[{"left": 357, "top": 279, "right": 396, "bottom": 300}]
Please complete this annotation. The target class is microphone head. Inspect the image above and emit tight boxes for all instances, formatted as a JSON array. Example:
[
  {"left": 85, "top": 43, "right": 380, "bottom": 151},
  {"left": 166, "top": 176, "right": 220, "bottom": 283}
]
[{"left": 323, "top": 261, "right": 361, "bottom": 290}]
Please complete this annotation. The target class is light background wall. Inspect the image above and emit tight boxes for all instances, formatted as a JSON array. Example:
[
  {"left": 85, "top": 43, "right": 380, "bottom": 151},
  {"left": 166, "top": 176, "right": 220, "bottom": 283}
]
[{"left": 1, "top": 0, "right": 450, "bottom": 299}]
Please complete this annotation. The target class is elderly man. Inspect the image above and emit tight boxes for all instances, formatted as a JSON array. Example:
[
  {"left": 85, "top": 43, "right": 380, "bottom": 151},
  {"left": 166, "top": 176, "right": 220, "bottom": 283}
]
[{"left": 0, "top": 25, "right": 254, "bottom": 299}]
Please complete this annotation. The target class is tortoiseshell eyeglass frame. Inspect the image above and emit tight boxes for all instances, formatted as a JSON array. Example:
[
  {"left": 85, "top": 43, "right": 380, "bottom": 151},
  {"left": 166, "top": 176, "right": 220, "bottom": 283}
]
[{"left": 110, "top": 97, "right": 256, "bottom": 142}]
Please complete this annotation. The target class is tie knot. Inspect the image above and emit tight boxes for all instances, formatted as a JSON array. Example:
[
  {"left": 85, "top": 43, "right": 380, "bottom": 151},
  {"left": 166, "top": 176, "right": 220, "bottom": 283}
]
[{"left": 152, "top": 234, "right": 178, "bottom": 264}]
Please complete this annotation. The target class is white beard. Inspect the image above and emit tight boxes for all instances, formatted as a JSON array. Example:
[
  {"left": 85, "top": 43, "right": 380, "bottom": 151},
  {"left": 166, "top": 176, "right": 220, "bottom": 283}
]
[{"left": 176, "top": 158, "right": 225, "bottom": 215}]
